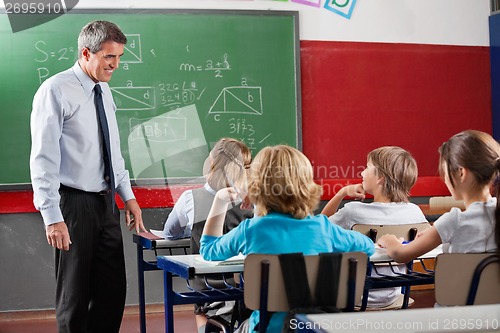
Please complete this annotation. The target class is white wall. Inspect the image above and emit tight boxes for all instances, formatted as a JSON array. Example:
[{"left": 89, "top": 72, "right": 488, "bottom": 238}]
[{"left": 2, "top": 0, "right": 487, "bottom": 46}]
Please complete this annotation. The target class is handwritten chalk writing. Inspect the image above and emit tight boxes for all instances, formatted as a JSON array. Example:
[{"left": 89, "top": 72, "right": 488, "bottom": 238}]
[
  {"left": 158, "top": 81, "right": 205, "bottom": 110},
  {"left": 179, "top": 53, "right": 231, "bottom": 78},
  {"left": 34, "top": 41, "right": 75, "bottom": 63},
  {"left": 228, "top": 118, "right": 255, "bottom": 137}
]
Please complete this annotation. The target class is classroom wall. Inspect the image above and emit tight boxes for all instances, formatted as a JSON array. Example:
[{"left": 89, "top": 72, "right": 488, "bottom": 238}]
[{"left": 0, "top": 0, "right": 493, "bottom": 312}]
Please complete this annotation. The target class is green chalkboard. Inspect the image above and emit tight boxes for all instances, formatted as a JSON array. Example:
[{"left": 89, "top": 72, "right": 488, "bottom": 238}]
[{"left": 0, "top": 9, "right": 301, "bottom": 187}]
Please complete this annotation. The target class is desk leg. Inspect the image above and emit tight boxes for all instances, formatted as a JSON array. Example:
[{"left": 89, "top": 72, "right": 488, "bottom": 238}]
[
  {"left": 136, "top": 244, "right": 147, "bottom": 333},
  {"left": 163, "top": 270, "right": 175, "bottom": 333}
]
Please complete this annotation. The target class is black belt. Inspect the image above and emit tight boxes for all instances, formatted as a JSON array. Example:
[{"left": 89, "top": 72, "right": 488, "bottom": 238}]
[{"left": 59, "top": 184, "right": 111, "bottom": 196}]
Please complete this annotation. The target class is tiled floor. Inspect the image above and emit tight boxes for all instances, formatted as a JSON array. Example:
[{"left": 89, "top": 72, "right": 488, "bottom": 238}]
[{"left": 0, "top": 290, "right": 435, "bottom": 333}]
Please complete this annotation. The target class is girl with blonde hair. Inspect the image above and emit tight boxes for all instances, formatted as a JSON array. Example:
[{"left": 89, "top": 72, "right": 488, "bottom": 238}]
[{"left": 200, "top": 145, "right": 374, "bottom": 332}]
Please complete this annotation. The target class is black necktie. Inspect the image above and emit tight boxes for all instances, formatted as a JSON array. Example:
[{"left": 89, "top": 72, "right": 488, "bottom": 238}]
[{"left": 94, "top": 84, "right": 116, "bottom": 211}]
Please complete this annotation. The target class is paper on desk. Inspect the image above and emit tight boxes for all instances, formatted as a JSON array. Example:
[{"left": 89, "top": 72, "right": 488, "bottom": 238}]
[
  {"left": 195, "top": 253, "right": 246, "bottom": 266},
  {"left": 149, "top": 229, "right": 166, "bottom": 239}
]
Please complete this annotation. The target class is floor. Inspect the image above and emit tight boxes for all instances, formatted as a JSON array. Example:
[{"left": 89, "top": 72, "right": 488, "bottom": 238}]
[{"left": 0, "top": 290, "right": 435, "bottom": 333}]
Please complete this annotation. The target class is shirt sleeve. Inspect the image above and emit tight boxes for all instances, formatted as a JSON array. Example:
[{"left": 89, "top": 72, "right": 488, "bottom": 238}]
[
  {"left": 330, "top": 223, "right": 375, "bottom": 256},
  {"left": 30, "top": 82, "right": 65, "bottom": 226},
  {"left": 102, "top": 83, "right": 135, "bottom": 203},
  {"left": 163, "top": 190, "right": 193, "bottom": 240},
  {"left": 328, "top": 203, "right": 354, "bottom": 230},
  {"left": 433, "top": 208, "right": 459, "bottom": 245},
  {"left": 199, "top": 220, "right": 248, "bottom": 260}
]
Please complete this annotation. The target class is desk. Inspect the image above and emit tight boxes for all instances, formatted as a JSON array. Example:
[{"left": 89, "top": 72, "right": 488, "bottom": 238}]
[
  {"left": 132, "top": 234, "right": 190, "bottom": 333},
  {"left": 360, "top": 246, "right": 442, "bottom": 310},
  {"left": 156, "top": 254, "right": 244, "bottom": 333},
  {"left": 155, "top": 248, "right": 442, "bottom": 332},
  {"left": 295, "top": 303, "right": 500, "bottom": 332}
]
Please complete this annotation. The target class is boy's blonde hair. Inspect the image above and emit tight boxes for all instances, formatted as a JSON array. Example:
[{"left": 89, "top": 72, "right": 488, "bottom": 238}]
[
  {"left": 247, "top": 145, "right": 322, "bottom": 218},
  {"left": 367, "top": 146, "right": 418, "bottom": 203},
  {"left": 206, "top": 138, "right": 251, "bottom": 191}
]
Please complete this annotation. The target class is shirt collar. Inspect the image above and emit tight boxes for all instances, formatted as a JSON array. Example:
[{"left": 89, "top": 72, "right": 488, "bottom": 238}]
[
  {"left": 204, "top": 183, "right": 217, "bottom": 195},
  {"left": 72, "top": 61, "right": 97, "bottom": 97}
]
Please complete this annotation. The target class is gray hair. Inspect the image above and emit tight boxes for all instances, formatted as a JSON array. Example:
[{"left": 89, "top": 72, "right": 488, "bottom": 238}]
[{"left": 77, "top": 20, "right": 127, "bottom": 58}]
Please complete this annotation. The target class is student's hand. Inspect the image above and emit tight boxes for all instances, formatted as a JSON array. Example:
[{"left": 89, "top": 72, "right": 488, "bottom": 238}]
[
  {"left": 46, "top": 221, "right": 72, "bottom": 251},
  {"left": 215, "top": 187, "right": 240, "bottom": 204},
  {"left": 125, "top": 199, "right": 147, "bottom": 233},
  {"left": 240, "top": 195, "right": 253, "bottom": 211},
  {"left": 343, "top": 184, "right": 365, "bottom": 200},
  {"left": 377, "top": 234, "right": 401, "bottom": 248}
]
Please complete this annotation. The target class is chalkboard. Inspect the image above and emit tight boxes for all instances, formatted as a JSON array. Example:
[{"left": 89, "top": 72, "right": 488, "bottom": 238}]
[{"left": 0, "top": 9, "right": 301, "bottom": 187}]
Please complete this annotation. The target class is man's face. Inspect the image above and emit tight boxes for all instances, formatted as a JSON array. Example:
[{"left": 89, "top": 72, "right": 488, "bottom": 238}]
[{"left": 81, "top": 40, "right": 124, "bottom": 83}]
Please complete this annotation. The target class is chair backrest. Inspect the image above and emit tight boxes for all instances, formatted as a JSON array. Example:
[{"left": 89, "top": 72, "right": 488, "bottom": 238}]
[
  {"left": 351, "top": 222, "right": 431, "bottom": 243},
  {"left": 434, "top": 253, "right": 500, "bottom": 306},
  {"left": 243, "top": 252, "right": 368, "bottom": 312},
  {"left": 429, "top": 196, "right": 465, "bottom": 211}
]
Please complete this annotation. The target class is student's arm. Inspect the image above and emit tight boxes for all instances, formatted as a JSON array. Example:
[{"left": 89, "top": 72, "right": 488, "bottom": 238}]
[
  {"left": 203, "top": 187, "right": 239, "bottom": 236},
  {"left": 163, "top": 191, "right": 192, "bottom": 240},
  {"left": 321, "top": 184, "right": 365, "bottom": 217},
  {"left": 378, "top": 227, "right": 442, "bottom": 263}
]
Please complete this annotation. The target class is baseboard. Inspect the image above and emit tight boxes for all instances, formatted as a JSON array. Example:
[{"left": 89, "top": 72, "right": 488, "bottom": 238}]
[{"left": 0, "top": 303, "right": 192, "bottom": 321}]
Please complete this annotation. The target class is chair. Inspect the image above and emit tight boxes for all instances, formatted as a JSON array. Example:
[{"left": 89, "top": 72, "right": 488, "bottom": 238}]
[
  {"left": 434, "top": 253, "right": 500, "bottom": 306},
  {"left": 351, "top": 222, "right": 431, "bottom": 243},
  {"left": 351, "top": 222, "right": 432, "bottom": 310},
  {"left": 243, "top": 252, "right": 368, "bottom": 333}
]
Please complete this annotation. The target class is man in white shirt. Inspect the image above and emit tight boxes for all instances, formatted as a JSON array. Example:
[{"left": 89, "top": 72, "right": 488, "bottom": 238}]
[{"left": 30, "top": 20, "right": 146, "bottom": 333}]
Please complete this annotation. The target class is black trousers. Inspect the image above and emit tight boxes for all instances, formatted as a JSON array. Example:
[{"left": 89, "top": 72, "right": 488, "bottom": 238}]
[{"left": 55, "top": 187, "right": 126, "bottom": 333}]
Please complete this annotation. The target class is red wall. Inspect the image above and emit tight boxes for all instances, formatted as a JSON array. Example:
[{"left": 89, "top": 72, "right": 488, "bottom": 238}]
[
  {"left": 301, "top": 40, "right": 491, "bottom": 178},
  {"left": 1, "top": 41, "right": 491, "bottom": 213}
]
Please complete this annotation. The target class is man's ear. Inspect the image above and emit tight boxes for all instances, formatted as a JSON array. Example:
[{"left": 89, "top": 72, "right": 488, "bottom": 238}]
[
  {"left": 376, "top": 175, "right": 385, "bottom": 185},
  {"left": 81, "top": 47, "right": 91, "bottom": 61}
]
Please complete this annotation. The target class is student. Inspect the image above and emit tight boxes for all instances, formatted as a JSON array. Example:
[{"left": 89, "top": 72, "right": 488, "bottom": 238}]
[
  {"left": 200, "top": 145, "right": 375, "bottom": 333},
  {"left": 379, "top": 130, "right": 499, "bottom": 266},
  {"left": 151, "top": 137, "right": 253, "bottom": 331},
  {"left": 322, "top": 146, "right": 426, "bottom": 308},
  {"left": 150, "top": 137, "right": 252, "bottom": 251}
]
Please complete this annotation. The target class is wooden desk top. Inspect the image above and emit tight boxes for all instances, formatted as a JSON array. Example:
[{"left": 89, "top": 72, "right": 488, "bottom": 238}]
[{"left": 418, "top": 204, "right": 451, "bottom": 216}]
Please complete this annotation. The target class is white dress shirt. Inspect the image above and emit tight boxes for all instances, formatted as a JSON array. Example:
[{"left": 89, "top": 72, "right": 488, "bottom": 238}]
[
  {"left": 150, "top": 183, "right": 216, "bottom": 240},
  {"left": 30, "top": 62, "right": 135, "bottom": 226}
]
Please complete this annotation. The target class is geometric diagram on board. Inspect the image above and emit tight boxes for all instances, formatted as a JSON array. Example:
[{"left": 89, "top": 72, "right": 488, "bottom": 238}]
[
  {"left": 208, "top": 86, "right": 263, "bottom": 115},
  {"left": 128, "top": 116, "right": 186, "bottom": 143},
  {"left": 121, "top": 34, "right": 142, "bottom": 63},
  {"left": 111, "top": 86, "right": 155, "bottom": 110},
  {"left": 127, "top": 104, "right": 207, "bottom": 178}
]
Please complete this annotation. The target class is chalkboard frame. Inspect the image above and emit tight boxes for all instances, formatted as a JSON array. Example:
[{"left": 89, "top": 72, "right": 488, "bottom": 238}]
[{"left": 0, "top": 8, "right": 302, "bottom": 189}]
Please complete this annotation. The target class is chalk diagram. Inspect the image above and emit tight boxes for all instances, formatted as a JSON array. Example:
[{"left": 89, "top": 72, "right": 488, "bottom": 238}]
[
  {"left": 121, "top": 34, "right": 142, "bottom": 63},
  {"left": 111, "top": 86, "right": 155, "bottom": 111},
  {"left": 127, "top": 105, "right": 207, "bottom": 179},
  {"left": 128, "top": 115, "right": 186, "bottom": 144},
  {"left": 208, "top": 86, "right": 263, "bottom": 115}
]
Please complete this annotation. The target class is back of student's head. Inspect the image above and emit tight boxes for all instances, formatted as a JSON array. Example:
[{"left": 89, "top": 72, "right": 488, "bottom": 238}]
[
  {"left": 206, "top": 137, "right": 251, "bottom": 191},
  {"left": 367, "top": 146, "right": 418, "bottom": 203},
  {"left": 438, "top": 130, "right": 500, "bottom": 190},
  {"left": 438, "top": 130, "right": 500, "bottom": 257},
  {"left": 247, "top": 145, "right": 322, "bottom": 219}
]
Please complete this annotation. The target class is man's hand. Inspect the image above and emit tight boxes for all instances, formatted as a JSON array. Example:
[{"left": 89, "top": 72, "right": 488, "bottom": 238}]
[
  {"left": 46, "top": 221, "right": 72, "bottom": 251},
  {"left": 124, "top": 199, "right": 147, "bottom": 233}
]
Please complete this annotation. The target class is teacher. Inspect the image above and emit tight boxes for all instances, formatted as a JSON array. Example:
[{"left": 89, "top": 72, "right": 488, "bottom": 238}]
[{"left": 30, "top": 20, "right": 146, "bottom": 333}]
